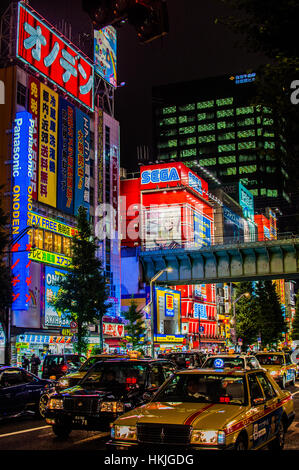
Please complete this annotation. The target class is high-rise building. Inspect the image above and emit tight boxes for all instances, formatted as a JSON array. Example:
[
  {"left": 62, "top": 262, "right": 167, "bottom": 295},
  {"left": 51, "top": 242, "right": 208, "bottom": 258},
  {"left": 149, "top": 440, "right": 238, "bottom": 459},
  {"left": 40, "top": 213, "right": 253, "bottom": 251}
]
[{"left": 152, "top": 74, "right": 290, "bottom": 213}]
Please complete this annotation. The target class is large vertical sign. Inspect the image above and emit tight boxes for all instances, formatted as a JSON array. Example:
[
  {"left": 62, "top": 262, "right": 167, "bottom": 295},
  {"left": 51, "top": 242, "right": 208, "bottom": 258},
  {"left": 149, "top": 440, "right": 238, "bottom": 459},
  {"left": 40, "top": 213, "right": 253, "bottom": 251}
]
[
  {"left": 74, "top": 108, "right": 90, "bottom": 215},
  {"left": 11, "top": 111, "right": 34, "bottom": 310},
  {"left": 17, "top": 2, "right": 94, "bottom": 111},
  {"left": 44, "top": 266, "right": 70, "bottom": 327},
  {"left": 154, "top": 287, "right": 181, "bottom": 336},
  {"left": 94, "top": 26, "right": 117, "bottom": 87},
  {"left": 111, "top": 147, "right": 119, "bottom": 231},
  {"left": 239, "top": 182, "right": 254, "bottom": 222},
  {"left": 38, "top": 83, "right": 58, "bottom": 207},
  {"left": 28, "top": 76, "right": 40, "bottom": 200},
  {"left": 57, "top": 97, "right": 75, "bottom": 214},
  {"left": 193, "top": 212, "right": 211, "bottom": 248}
]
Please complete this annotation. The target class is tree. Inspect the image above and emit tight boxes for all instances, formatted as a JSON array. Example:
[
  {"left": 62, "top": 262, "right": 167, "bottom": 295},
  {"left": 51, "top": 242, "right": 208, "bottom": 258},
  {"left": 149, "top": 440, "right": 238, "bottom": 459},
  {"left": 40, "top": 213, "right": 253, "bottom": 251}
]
[
  {"left": 233, "top": 281, "right": 259, "bottom": 349},
  {"left": 215, "top": 0, "right": 299, "bottom": 231},
  {"left": 0, "top": 197, "right": 13, "bottom": 364},
  {"left": 291, "top": 294, "right": 299, "bottom": 341},
  {"left": 50, "top": 206, "right": 112, "bottom": 355},
  {"left": 254, "top": 280, "right": 287, "bottom": 348},
  {"left": 121, "top": 298, "right": 147, "bottom": 352}
]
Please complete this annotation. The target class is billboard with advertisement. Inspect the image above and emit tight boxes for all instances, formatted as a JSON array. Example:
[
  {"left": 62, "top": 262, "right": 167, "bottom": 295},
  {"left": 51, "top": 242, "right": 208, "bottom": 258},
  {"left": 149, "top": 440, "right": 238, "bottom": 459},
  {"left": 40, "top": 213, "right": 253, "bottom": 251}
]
[
  {"left": 94, "top": 26, "right": 117, "bottom": 87},
  {"left": 38, "top": 83, "right": 58, "bottom": 207},
  {"left": 239, "top": 182, "right": 254, "bottom": 222},
  {"left": 266, "top": 208, "right": 277, "bottom": 240},
  {"left": 28, "top": 75, "right": 39, "bottom": 200},
  {"left": 11, "top": 111, "right": 34, "bottom": 311},
  {"left": 145, "top": 205, "right": 182, "bottom": 249},
  {"left": 222, "top": 205, "right": 244, "bottom": 242},
  {"left": 193, "top": 211, "right": 211, "bottom": 248},
  {"left": 57, "top": 97, "right": 75, "bottom": 214},
  {"left": 17, "top": 2, "right": 94, "bottom": 111},
  {"left": 193, "top": 302, "right": 208, "bottom": 320},
  {"left": 74, "top": 108, "right": 90, "bottom": 215},
  {"left": 154, "top": 287, "right": 181, "bottom": 336},
  {"left": 44, "top": 266, "right": 70, "bottom": 327}
]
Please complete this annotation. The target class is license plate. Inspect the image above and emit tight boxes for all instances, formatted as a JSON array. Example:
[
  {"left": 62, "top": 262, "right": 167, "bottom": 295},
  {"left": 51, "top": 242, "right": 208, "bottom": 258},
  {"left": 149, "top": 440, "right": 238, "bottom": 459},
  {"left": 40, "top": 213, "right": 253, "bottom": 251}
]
[{"left": 73, "top": 416, "right": 88, "bottom": 426}]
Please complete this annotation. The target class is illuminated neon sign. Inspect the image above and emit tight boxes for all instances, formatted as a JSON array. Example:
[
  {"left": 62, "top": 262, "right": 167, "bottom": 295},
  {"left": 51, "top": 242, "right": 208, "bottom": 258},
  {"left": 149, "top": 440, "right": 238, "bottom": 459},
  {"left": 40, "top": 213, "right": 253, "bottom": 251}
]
[
  {"left": 16, "top": 2, "right": 94, "bottom": 111},
  {"left": 188, "top": 172, "right": 202, "bottom": 195},
  {"left": 28, "top": 211, "right": 77, "bottom": 237},
  {"left": 141, "top": 167, "right": 180, "bottom": 185},
  {"left": 11, "top": 111, "right": 34, "bottom": 310},
  {"left": 28, "top": 248, "right": 72, "bottom": 268}
]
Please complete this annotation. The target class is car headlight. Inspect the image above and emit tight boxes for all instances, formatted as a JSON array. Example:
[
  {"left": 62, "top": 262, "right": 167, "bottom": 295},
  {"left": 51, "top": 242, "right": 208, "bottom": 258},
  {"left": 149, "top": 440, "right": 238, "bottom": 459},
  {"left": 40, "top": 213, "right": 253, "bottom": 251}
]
[
  {"left": 48, "top": 398, "right": 64, "bottom": 410},
  {"left": 58, "top": 378, "right": 69, "bottom": 388},
  {"left": 100, "top": 401, "right": 124, "bottom": 413},
  {"left": 191, "top": 430, "right": 226, "bottom": 446},
  {"left": 270, "top": 370, "right": 281, "bottom": 376},
  {"left": 113, "top": 425, "right": 137, "bottom": 441}
]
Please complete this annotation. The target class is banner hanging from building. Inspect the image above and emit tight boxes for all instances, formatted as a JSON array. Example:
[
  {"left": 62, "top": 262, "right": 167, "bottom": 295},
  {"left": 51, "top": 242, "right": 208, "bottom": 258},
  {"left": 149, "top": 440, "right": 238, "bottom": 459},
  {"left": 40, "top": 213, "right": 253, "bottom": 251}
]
[
  {"left": 74, "top": 108, "right": 90, "bottom": 215},
  {"left": 57, "top": 97, "right": 75, "bottom": 214},
  {"left": 38, "top": 83, "right": 58, "bottom": 207},
  {"left": 28, "top": 75, "right": 40, "bottom": 200},
  {"left": 94, "top": 26, "right": 117, "bottom": 87},
  {"left": 11, "top": 111, "right": 34, "bottom": 310}
]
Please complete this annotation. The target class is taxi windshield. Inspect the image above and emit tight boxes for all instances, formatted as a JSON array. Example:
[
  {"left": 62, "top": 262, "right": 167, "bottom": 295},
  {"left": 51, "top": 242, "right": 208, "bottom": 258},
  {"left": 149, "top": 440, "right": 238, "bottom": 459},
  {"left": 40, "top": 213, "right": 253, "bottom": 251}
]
[
  {"left": 203, "top": 357, "right": 244, "bottom": 369},
  {"left": 79, "top": 357, "right": 104, "bottom": 372},
  {"left": 153, "top": 373, "right": 247, "bottom": 405},
  {"left": 80, "top": 363, "right": 147, "bottom": 390},
  {"left": 255, "top": 355, "right": 284, "bottom": 366}
]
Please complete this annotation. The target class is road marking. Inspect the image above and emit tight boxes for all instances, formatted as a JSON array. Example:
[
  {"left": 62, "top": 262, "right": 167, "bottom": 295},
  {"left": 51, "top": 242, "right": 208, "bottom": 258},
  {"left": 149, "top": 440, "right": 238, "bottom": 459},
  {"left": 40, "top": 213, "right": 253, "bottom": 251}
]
[
  {"left": 71, "top": 432, "right": 109, "bottom": 445},
  {"left": 0, "top": 425, "right": 51, "bottom": 439}
]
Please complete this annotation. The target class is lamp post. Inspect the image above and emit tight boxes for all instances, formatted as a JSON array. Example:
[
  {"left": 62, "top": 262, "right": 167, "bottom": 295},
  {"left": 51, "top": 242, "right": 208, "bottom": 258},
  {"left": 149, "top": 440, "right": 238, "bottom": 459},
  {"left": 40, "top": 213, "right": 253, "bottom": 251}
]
[
  {"left": 230, "top": 292, "right": 250, "bottom": 350},
  {"left": 150, "top": 267, "right": 172, "bottom": 358}
]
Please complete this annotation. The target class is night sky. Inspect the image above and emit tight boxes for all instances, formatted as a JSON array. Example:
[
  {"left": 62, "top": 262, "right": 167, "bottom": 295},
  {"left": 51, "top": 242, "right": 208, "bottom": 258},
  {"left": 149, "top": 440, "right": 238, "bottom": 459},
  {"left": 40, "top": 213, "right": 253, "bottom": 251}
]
[{"left": 24, "top": 0, "right": 266, "bottom": 168}]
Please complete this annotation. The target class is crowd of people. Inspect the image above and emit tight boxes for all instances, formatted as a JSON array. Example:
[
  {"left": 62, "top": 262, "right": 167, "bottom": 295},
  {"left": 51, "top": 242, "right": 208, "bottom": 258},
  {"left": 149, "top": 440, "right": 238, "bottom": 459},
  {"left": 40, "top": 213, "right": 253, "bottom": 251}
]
[{"left": 21, "top": 353, "right": 41, "bottom": 375}]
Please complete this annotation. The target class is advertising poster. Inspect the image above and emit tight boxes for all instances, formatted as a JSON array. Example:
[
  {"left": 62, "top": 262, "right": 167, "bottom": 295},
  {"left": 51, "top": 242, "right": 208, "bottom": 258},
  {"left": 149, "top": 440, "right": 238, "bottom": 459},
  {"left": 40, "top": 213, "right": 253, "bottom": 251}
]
[
  {"left": 193, "top": 211, "right": 211, "bottom": 248},
  {"left": 74, "top": 108, "right": 90, "bottom": 215},
  {"left": 145, "top": 205, "right": 182, "bottom": 249},
  {"left": 57, "top": 97, "right": 75, "bottom": 214},
  {"left": 223, "top": 205, "right": 244, "bottom": 243},
  {"left": 193, "top": 302, "right": 208, "bottom": 320},
  {"left": 38, "top": 83, "right": 58, "bottom": 207},
  {"left": 28, "top": 75, "right": 40, "bottom": 200},
  {"left": 94, "top": 26, "right": 117, "bottom": 87},
  {"left": 239, "top": 182, "right": 254, "bottom": 222},
  {"left": 17, "top": 2, "right": 94, "bottom": 110},
  {"left": 11, "top": 111, "right": 34, "bottom": 311},
  {"left": 154, "top": 287, "right": 181, "bottom": 335},
  {"left": 44, "top": 266, "right": 70, "bottom": 327}
]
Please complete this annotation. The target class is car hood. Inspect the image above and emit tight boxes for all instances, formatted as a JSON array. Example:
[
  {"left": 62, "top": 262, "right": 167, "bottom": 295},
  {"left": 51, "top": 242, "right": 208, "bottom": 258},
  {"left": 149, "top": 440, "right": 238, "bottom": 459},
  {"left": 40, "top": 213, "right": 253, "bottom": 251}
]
[{"left": 115, "top": 401, "right": 245, "bottom": 430}]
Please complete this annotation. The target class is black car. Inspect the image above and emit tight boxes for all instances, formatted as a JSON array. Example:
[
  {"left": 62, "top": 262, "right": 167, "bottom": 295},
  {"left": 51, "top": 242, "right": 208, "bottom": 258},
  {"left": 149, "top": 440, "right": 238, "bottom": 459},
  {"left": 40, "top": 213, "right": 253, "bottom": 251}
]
[
  {"left": 41, "top": 354, "right": 86, "bottom": 380},
  {"left": 44, "top": 358, "right": 176, "bottom": 438},
  {"left": 0, "top": 366, "right": 55, "bottom": 420},
  {"left": 157, "top": 351, "right": 206, "bottom": 369}
]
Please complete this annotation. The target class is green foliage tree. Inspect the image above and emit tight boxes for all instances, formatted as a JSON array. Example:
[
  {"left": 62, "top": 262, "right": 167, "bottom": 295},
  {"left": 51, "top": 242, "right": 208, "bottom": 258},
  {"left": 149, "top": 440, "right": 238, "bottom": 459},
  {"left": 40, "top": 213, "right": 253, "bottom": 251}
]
[
  {"left": 50, "top": 206, "right": 111, "bottom": 355},
  {"left": 291, "top": 294, "right": 299, "bottom": 341},
  {"left": 0, "top": 197, "right": 13, "bottom": 364},
  {"left": 215, "top": 0, "right": 299, "bottom": 231},
  {"left": 121, "top": 298, "right": 147, "bottom": 352},
  {"left": 254, "top": 280, "right": 287, "bottom": 348},
  {"left": 233, "top": 281, "right": 259, "bottom": 349}
]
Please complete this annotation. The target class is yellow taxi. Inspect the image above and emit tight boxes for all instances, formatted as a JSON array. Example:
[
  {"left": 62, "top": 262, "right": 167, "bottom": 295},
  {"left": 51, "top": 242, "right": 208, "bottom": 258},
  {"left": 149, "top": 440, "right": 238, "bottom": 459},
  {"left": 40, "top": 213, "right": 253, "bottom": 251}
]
[
  {"left": 55, "top": 354, "right": 128, "bottom": 390},
  {"left": 107, "top": 366, "right": 294, "bottom": 451},
  {"left": 254, "top": 352, "right": 297, "bottom": 389}
]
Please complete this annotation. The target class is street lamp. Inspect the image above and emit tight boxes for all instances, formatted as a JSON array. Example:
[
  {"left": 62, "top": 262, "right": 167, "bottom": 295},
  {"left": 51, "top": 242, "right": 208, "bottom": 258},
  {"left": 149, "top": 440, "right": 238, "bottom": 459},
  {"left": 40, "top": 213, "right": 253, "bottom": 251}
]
[
  {"left": 230, "top": 292, "right": 250, "bottom": 350},
  {"left": 150, "top": 267, "right": 172, "bottom": 358}
]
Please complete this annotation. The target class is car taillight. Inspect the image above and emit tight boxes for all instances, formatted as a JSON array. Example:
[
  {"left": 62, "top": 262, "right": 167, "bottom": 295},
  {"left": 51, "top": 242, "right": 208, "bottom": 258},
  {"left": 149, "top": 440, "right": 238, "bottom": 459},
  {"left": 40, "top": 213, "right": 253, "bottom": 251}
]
[
  {"left": 186, "top": 361, "right": 190, "bottom": 367},
  {"left": 61, "top": 365, "right": 68, "bottom": 372}
]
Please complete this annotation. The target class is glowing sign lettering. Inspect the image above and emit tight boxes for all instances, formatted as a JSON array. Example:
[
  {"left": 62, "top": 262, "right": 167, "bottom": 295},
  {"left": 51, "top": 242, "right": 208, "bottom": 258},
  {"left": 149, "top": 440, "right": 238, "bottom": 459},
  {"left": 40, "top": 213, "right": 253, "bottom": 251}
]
[{"left": 141, "top": 167, "right": 180, "bottom": 185}]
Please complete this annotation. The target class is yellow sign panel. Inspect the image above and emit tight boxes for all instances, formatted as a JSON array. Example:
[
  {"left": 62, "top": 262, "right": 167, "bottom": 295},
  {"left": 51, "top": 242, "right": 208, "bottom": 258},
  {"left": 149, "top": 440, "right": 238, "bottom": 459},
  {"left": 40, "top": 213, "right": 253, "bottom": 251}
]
[
  {"left": 29, "top": 248, "right": 71, "bottom": 268},
  {"left": 38, "top": 83, "right": 58, "bottom": 207},
  {"left": 154, "top": 335, "right": 184, "bottom": 343},
  {"left": 28, "top": 211, "right": 77, "bottom": 238}
]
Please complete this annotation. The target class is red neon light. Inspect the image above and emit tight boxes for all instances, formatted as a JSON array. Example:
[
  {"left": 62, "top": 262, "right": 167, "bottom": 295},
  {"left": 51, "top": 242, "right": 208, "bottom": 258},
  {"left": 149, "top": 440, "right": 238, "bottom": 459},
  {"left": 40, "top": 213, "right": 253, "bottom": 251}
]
[
  {"left": 17, "top": 3, "right": 94, "bottom": 110},
  {"left": 220, "top": 396, "right": 230, "bottom": 403}
]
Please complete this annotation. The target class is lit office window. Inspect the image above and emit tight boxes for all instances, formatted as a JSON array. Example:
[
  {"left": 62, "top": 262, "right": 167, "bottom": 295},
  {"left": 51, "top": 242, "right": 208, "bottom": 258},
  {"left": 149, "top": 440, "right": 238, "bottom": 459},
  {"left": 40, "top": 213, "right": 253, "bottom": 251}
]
[
  {"left": 179, "top": 126, "right": 196, "bottom": 134},
  {"left": 237, "top": 129, "right": 255, "bottom": 138},
  {"left": 238, "top": 141, "right": 256, "bottom": 149},
  {"left": 198, "top": 134, "right": 216, "bottom": 143},
  {"left": 218, "top": 132, "right": 235, "bottom": 141},
  {"left": 239, "top": 165, "right": 257, "bottom": 174},
  {"left": 198, "top": 123, "right": 215, "bottom": 132},
  {"left": 168, "top": 139, "right": 178, "bottom": 147},
  {"left": 217, "top": 121, "right": 234, "bottom": 129},
  {"left": 262, "top": 118, "right": 274, "bottom": 125},
  {"left": 54, "top": 234, "right": 62, "bottom": 254},
  {"left": 44, "top": 231, "right": 53, "bottom": 252},
  {"left": 217, "top": 109, "right": 234, "bottom": 118},
  {"left": 197, "top": 100, "right": 214, "bottom": 109},
  {"left": 239, "top": 154, "right": 256, "bottom": 162},
  {"left": 199, "top": 158, "right": 216, "bottom": 166},
  {"left": 250, "top": 189, "right": 258, "bottom": 196},
  {"left": 236, "top": 106, "right": 254, "bottom": 115},
  {"left": 180, "top": 148, "right": 197, "bottom": 157},
  {"left": 159, "top": 117, "right": 177, "bottom": 126},
  {"left": 178, "top": 103, "right": 195, "bottom": 112},
  {"left": 63, "top": 237, "right": 71, "bottom": 257},
  {"left": 266, "top": 166, "right": 276, "bottom": 173},
  {"left": 237, "top": 117, "right": 255, "bottom": 126},
  {"left": 161, "top": 129, "right": 177, "bottom": 136},
  {"left": 162, "top": 106, "right": 176, "bottom": 114},
  {"left": 264, "top": 141, "right": 275, "bottom": 149},
  {"left": 218, "top": 143, "right": 236, "bottom": 152},
  {"left": 267, "top": 189, "right": 278, "bottom": 197},
  {"left": 227, "top": 167, "right": 237, "bottom": 175},
  {"left": 216, "top": 97, "right": 234, "bottom": 106},
  {"left": 197, "top": 113, "right": 206, "bottom": 121},
  {"left": 36, "top": 229, "right": 43, "bottom": 249},
  {"left": 179, "top": 115, "right": 195, "bottom": 123},
  {"left": 219, "top": 155, "right": 236, "bottom": 164}
]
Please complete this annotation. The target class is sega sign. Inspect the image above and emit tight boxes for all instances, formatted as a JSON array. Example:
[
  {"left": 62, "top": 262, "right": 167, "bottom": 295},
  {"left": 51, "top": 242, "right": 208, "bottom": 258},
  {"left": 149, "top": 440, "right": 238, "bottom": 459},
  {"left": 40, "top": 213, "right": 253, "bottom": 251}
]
[{"left": 141, "top": 167, "right": 180, "bottom": 185}]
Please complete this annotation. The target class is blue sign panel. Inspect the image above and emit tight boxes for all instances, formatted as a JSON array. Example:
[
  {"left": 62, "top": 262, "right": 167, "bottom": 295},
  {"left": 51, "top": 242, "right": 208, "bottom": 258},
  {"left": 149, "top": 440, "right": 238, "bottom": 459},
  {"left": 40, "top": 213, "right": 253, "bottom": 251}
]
[
  {"left": 74, "top": 108, "right": 90, "bottom": 215},
  {"left": 239, "top": 182, "right": 254, "bottom": 222},
  {"left": 193, "top": 212, "right": 211, "bottom": 248},
  {"left": 194, "top": 303, "right": 208, "bottom": 319},
  {"left": 223, "top": 205, "right": 244, "bottom": 243},
  {"left": 141, "top": 167, "right": 180, "bottom": 185},
  {"left": 188, "top": 172, "right": 202, "bottom": 195},
  {"left": 57, "top": 97, "right": 75, "bottom": 214},
  {"left": 11, "top": 111, "right": 34, "bottom": 311}
]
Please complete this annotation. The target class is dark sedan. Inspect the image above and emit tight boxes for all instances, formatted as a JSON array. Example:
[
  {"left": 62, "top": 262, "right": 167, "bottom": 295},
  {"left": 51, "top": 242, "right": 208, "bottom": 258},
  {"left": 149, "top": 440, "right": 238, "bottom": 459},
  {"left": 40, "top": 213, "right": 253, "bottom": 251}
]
[{"left": 0, "top": 366, "right": 55, "bottom": 420}]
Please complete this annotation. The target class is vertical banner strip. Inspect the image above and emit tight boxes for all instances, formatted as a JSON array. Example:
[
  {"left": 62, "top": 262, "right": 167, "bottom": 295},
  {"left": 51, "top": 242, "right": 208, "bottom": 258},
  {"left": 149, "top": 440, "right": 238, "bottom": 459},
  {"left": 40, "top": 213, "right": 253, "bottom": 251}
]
[
  {"left": 74, "top": 108, "right": 90, "bottom": 215},
  {"left": 28, "top": 76, "right": 40, "bottom": 200}
]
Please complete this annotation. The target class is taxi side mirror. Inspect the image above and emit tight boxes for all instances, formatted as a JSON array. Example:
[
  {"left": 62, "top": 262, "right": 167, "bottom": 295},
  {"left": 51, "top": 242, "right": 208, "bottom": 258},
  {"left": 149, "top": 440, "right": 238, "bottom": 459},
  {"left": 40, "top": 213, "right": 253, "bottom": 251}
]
[{"left": 253, "top": 397, "right": 266, "bottom": 405}]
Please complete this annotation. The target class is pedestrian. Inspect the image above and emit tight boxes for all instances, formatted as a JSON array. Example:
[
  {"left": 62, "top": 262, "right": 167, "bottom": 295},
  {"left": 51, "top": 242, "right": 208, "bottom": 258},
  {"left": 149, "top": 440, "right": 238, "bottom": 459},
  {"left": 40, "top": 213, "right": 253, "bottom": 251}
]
[
  {"left": 22, "top": 354, "right": 29, "bottom": 370},
  {"left": 30, "top": 353, "right": 41, "bottom": 376}
]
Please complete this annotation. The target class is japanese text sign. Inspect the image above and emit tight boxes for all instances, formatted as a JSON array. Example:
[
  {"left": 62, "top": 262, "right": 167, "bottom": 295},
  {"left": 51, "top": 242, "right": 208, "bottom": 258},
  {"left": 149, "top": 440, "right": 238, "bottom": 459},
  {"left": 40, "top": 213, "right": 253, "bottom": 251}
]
[{"left": 17, "top": 2, "right": 94, "bottom": 111}]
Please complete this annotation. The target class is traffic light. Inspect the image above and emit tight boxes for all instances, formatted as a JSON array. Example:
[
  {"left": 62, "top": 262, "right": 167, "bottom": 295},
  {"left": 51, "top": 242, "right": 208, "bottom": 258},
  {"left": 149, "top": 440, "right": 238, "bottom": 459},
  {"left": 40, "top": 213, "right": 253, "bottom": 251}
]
[{"left": 82, "top": 0, "right": 169, "bottom": 44}]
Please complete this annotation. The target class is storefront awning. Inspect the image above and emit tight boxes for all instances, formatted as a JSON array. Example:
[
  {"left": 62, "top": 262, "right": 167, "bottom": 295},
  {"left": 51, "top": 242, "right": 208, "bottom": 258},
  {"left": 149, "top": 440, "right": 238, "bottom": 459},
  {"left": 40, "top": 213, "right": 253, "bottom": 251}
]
[{"left": 104, "top": 338, "right": 121, "bottom": 347}]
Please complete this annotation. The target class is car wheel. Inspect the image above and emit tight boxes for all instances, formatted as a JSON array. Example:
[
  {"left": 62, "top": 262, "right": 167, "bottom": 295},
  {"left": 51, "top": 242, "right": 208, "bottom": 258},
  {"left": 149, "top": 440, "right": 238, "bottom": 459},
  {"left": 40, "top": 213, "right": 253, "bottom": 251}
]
[
  {"left": 234, "top": 434, "right": 247, "bottom": 450},
  {"left": 268, "top": 420, "right": 285, "bottom": 451},
  {"left": 38, "top": 394, "right": 49, "bottom": 419},
  {"left": 52, "top": 425, "right": 71, "bottom": 439}
]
